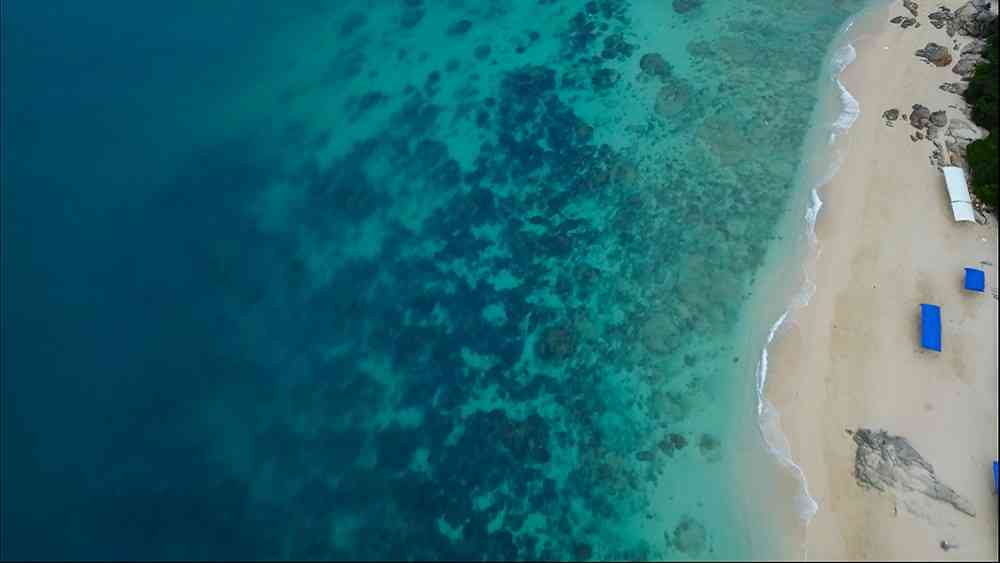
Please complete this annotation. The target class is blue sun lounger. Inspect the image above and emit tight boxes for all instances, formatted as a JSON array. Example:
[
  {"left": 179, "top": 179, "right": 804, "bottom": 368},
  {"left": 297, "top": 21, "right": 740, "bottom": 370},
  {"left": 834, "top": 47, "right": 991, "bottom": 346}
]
[
  {"left": 920, "top": 304, "right": 942, "bottom": 352},
  {"left": 964, "top": 268, "right": 985, "bottom": 292},
  {"left": 994, "top": 461, "right": 998, "bottom": 494}
]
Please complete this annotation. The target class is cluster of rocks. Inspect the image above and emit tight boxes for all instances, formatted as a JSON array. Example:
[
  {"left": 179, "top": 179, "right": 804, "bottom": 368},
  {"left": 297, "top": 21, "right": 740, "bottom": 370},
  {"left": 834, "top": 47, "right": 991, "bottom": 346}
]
[
  {"left": 898, "top": 0, "right": 995, "bottom": 38},
  {"left": 890, "top": 14, "right": 920, "bottom": 28},
  {"left": 915, "top": 42, "right": 953, "bottom": 66},
  {"left": 941, "top": 116, "right": 987, "bottom": 171},
  {"left": 928, "top": 6, "right": 952, "bottom": 28},
  {"left": 885, "top": 102, "right": 984, "bottom": 173},
  {"left": 908, "top": 104, "right": 948, "bottom": 136},
  {"left": 952, "top": 38, "right": 989, "bottom": 78},
  {"left": 946, "top": 0, "right": 997, "bottom": 38},
  {"left": 939, "top": 81, "right": 968, "bottom": 94},
  {"left": 853, "top": 429, "right": 975, "bottom": 518}
]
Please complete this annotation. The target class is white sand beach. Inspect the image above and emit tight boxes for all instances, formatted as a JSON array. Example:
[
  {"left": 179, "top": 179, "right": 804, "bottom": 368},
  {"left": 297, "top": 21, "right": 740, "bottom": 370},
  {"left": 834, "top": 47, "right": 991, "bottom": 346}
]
[{"left": 766, "top": 0, "right": 999, "bottom": 559}]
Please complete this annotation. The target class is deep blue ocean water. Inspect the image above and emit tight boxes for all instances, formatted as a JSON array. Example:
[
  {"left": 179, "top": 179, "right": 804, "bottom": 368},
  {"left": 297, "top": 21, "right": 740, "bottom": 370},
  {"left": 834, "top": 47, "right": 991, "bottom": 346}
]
[{"left": 3, "top": 0, "right": 865, "bottom": 559}]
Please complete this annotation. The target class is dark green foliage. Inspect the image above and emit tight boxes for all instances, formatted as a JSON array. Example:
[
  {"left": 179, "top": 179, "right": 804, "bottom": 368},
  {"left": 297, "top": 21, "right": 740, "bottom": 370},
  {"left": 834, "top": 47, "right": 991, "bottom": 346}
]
[
  {"left": 966, "top": 134, "right": 998, "bottom": 209},
  {"left": 964, "top": 26, "right": 998, "bottom": 131},
  {"left": 963, "top": 21, "right": 999, "bottom": 210}
]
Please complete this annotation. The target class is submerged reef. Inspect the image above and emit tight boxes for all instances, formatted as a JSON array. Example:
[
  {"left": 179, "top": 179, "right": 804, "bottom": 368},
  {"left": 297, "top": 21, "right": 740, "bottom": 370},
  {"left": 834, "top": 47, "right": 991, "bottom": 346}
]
[{"left": 43, "top": 0, "right": 872, "bottom": 559}]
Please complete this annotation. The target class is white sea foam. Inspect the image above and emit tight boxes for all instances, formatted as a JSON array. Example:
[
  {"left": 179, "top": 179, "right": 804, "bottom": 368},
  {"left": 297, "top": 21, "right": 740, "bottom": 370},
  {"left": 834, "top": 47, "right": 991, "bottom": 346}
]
[
  {"left": 753, "top": 15, "right": 861, "bottom": 559},
  {"left": 830, "top": 43, "right": 859, "bottom": 143}
]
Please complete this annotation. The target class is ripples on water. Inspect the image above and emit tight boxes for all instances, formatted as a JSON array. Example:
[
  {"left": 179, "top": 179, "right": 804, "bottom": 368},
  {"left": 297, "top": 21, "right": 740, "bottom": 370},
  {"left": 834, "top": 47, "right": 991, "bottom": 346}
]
[{"left": 2, "top": 0, "right": 866, "bottom": 559}]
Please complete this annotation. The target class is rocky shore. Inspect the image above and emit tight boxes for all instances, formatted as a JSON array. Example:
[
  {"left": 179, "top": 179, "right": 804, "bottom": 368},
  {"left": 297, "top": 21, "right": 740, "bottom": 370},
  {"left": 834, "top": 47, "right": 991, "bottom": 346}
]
[
  {"left": 879, "top": 0, "right": 997, "bottom": 219},
  {"left": 766, "top": 0, "right": 999, "bottom": 558}
]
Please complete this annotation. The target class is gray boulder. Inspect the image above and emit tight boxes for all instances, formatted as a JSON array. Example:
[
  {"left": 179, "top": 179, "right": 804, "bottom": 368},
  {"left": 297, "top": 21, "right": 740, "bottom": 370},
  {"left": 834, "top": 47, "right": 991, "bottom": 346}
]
[
  {"left": 853, "top": 429, "right": 975, "bottom": 518},
  {"left": 928, "top": 7, "right": 952, "bottom": 28},
  {"left": 910, "top": 104, "right": 932, "bottom": 128},
  {"left": 915, "top": 42, "right": 953, "bottom": 66},
  {"left": 947, "top": 118, "right": 984, "bottom": 142},
  {"left": 961, "top": 38, "right": 987, "bottom": 55},
  {"left": 930, "top": 110, "right": 948, "bottom": 128},
  {"left": 903, "top": 0, "right": 919, "bottom": 17},
  {"left": 952, "top": 54, "right": 983, "bottom": 77},
  {"left": 950, "top": 0, "right": 997, "bottom": 38},
  {"left": 939, "top": 81, "right": 968, "bottom": 94}
]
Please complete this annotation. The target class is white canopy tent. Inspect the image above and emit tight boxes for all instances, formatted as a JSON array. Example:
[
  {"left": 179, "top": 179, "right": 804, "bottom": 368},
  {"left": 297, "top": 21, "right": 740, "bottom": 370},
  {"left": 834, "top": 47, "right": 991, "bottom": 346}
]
[{"left": 942, "top": 166, "right": 976, "bottom": 223}]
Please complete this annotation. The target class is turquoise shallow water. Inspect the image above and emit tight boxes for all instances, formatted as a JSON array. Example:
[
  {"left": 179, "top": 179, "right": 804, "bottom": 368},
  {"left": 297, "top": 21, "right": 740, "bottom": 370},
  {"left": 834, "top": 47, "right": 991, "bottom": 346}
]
[{"left": 3, "top": 0, "right": 867, "bottom": 559}]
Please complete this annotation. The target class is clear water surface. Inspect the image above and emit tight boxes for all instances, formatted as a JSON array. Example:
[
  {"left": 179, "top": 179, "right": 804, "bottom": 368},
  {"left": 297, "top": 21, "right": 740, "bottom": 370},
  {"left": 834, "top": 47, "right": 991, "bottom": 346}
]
[{"left": 2, "top": 0, "right": 867, "bottom": 559}]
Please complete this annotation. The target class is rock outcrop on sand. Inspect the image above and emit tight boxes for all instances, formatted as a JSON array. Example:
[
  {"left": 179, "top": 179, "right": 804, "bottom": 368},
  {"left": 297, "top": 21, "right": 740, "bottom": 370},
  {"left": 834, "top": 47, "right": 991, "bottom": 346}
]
[
  {"left": 903, "top": 0, "right": 919, "bottom": 17},
  {"left": 928, "top": 6, "right": 953, "bottom": 29},
  {"left": 939, "top": 81, "right": 969, "bottom": 95},
  {"left": 853, "top": 429, "right": 975, "bottom": 518},
  {"left": 909, "top": 104, "right": 933, "bottom": 129},
  {"left": 947, "top": 0, "right": 997, "bottom": 38},
  {"left": 952, "top": 39, "right": 988, "bottom": 78},
  {"left": 915, "top": 42, "right": 953, "bottom": 66},
  {"left": 942, "top": 117, "right": 987, "bottom": 170}
]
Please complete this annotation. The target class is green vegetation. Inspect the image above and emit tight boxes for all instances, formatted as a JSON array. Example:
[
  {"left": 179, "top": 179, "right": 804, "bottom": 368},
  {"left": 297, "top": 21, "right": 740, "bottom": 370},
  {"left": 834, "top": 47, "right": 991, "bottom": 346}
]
[{"left": 963, "top": 20, "right": 998, "bottom": 210}]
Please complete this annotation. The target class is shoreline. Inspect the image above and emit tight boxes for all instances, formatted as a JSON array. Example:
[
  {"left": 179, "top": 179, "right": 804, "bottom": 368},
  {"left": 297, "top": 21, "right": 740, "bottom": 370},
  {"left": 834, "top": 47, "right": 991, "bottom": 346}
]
[
  {"left": 765, "top": 0, "right": 999, "bottom": 559},
  {"left": 743, "top": 10, "right": 878, "bottom": 558}
]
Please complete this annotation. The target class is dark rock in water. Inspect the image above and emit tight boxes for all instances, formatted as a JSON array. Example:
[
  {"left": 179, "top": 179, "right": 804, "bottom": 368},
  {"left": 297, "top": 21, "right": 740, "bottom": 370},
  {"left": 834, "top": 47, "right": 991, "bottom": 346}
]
[
  {"left": 536, "top": 326, "right": 577, "bottom": 361},
  {"left": 853, "top": 429, "right": 975, "bottom": 517},
  {"left": 357, "top": 91, "right": 388, "bottom": 114},
  {"left": 474, "top": 44, "right": 492, "bottom": 60},
  {"left": 573, "top": 542, "right": 593, "bottom": 561},
  {"left": 654, "top": 80, "right": 690, "bottom": 117},
  {"left": 601, "top": 32, "right": 635, "bottom": 61},
  {"left": 903, "top": 0, "right": 919, "bottom": 17},
  {"left": 447, "top": 19, "right": 473, "bottom": 36},
  {"left": 698, "top": 433, "right": 720, "bottom": 453},
  {"left": 930, "top": 110, "right": 948, "bottom": 128},
  {"left": 890, "top": 15, "right": 904, "bottom": 23},
  {"left": 639, "top": 52, "right": 672, "bottom": 81},
  {"left": 591, "top": 67, "right": 620, "bottom": 90},
  {"left": 672, "top": 0, "right": 704, "bottom": 14},
  {"left": 503, "top": 65, "right": 556, "bottom": 96},
  {"left": 400, "top": 8, "right": 425, "bottom": 29},
  {"left": 915, "top": 42, "right": 953, "bottom": 66},
  {"left": 910, "top": 104, "right": 932, "bottom": 128},
  {"left": 669, "top": 516, "right": 707, "bottom": 555},
  {"left": 882, "top": 108, "right": 900, "bottom": 123},
  {"left": 658, "top": 433, "right": 688, "bottom": 456},
  {"left": 635, "top": 450, "right": 655, "bottom": 462},
  {"left": 340, "top": 12, "right": 367, "bottom": 36}
]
